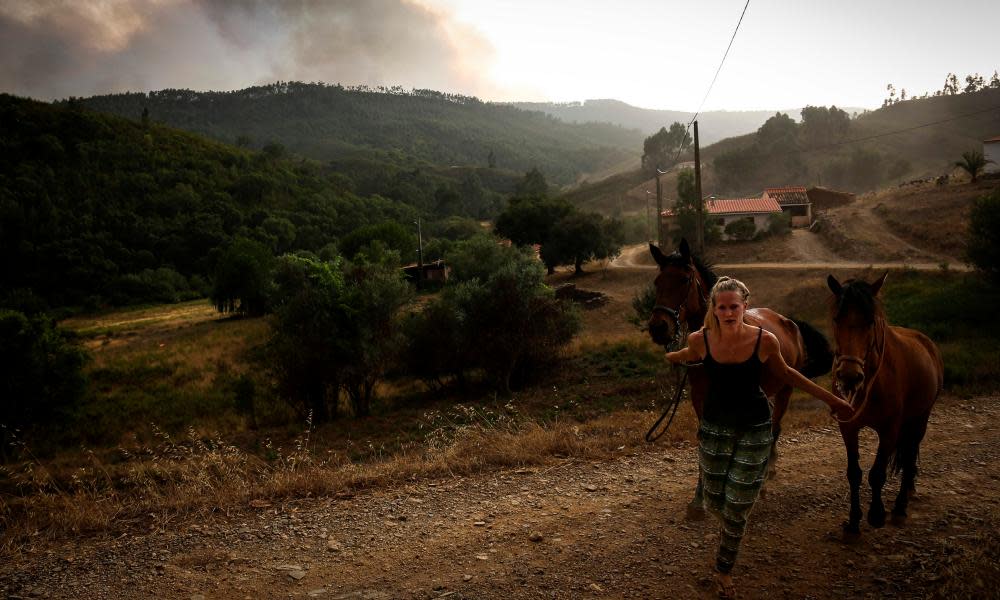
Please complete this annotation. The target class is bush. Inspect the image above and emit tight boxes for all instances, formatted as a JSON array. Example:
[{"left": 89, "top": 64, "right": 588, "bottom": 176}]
[
  {"left": 768, "top": 212, "right": 791, "bottom": 236},
  {"left": 0, "top": 310, "right": 88, "bottom": 455},
  {"left": 966, "top": 188, "right": 1000, "bottom": 281},
  {"left": 407, "top": 242, "right": 580, "bottom": 392},
  {"left": 724, "top": 219, "right": 757, "bottom": 241}
]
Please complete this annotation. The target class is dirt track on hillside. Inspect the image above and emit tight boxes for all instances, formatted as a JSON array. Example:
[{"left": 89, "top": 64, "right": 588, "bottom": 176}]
[{"left": 4, "top": 396, "right": 997, "bottom": 599}]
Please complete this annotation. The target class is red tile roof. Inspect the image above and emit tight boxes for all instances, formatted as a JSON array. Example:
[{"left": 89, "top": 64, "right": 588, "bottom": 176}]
[
  {"left": 763, "top": 186, "right": 810, "bottom": 205},
  {"left": 985, "top": 135, "right": 1000, "bottom": 143},
  {"left": 662, "top": 197, "right": 781, "bottom": 217}
]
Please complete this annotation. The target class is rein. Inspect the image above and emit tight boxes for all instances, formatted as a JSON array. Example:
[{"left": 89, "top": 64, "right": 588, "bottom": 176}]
[
  {"left": 834, "top": 318, "right": 887, "bottom": 426},
  {"left": 646, "top": 270, "right": 707, "bottom": 442}
]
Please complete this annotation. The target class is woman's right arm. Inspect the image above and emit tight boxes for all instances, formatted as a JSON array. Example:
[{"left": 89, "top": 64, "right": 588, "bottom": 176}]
[{"left": 665, "top": 330, "right": 705, "bottom": 364}]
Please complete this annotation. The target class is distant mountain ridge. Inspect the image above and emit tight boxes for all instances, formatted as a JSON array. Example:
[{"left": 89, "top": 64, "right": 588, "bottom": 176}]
[
  {"left": 74, "top": 83, "right": 645, "bottom": 186},
  {"left": 512, "top": 99, "right": 869, "bottom": 145}
]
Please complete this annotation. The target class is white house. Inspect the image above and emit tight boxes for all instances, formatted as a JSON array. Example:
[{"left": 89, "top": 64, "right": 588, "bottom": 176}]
[
  {"left": 662, "top": 196, "right": 783, "bottom": 241},
  {"left": 985, "top": 135, "right": 1000, "bottom": 174}
]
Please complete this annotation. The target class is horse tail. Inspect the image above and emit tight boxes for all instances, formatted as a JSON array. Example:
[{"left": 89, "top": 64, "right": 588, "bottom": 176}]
[{"left": 792, "top": 318, "right": 834, "bottom": 379}]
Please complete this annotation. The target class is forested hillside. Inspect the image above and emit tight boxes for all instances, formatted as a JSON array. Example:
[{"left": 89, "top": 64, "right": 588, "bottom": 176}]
[
  {"left": 75, "top": 82, "right": 644, "bottom": 187},
  {"left": 0, "top": 94, "right": 463, "bottom": 310},
  {"left": 513, "top": 99, "right": 860, "bottom": 145}
]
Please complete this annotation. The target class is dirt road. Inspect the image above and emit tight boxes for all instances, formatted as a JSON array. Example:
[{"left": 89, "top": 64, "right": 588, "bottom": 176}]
[
  {"left": 5, "top": 396, "right": 998, "bottom": 599},
  {"left": 611, "top": 242, "right": 968, "bottom": 272}
]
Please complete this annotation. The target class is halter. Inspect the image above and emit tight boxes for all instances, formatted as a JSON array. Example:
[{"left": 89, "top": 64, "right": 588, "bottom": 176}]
[
  {"left": 651, "top": 267, "right": 706, "bottom": 349},
  {"left": 833, "top": 317, "right": 886, "bottom": 426}
]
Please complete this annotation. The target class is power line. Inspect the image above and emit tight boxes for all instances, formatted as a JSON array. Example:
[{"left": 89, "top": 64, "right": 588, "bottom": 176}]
[
  {"left": 667, "top": 0, "right": 751, "bottom": 167},
  {"left": 689, "top": 0, "right": 751, "bottom": 126}
]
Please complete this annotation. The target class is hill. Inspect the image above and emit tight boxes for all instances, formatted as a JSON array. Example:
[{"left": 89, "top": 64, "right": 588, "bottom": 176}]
[
  {"left": 74, "top": 82, "right": 645, "bottom": 187},
  {"left": 511, "top": 99, "right": 867, "bottom": 144},
  {"left": 0, "top": 93, "right": 447, "bottom": 310},
  {"left": 566, "top": 88, "right": 1000, "bottom": 214}
]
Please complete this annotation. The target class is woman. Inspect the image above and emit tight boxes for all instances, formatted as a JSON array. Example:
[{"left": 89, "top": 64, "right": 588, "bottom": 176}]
[{"left": 665, "top": 276, "right": 853, "bottom": 599}]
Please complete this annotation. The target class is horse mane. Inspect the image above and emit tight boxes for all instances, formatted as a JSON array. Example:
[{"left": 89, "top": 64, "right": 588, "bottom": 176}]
[
  {"left": 665, "top": 250, "right": 718, "bottom": 291},
  {"left": 834, "top": 279, "right": 884, "bottom": 323}
]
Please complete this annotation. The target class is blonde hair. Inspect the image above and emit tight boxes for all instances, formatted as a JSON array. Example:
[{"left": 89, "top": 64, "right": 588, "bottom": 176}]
[{"left": 703, "top": 276, "right": 751, "bottom": 331}]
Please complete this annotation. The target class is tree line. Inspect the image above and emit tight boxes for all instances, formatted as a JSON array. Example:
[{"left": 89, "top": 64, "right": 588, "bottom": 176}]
[{"left": 72, "top": 81, "right": 643, "bottom": 189}]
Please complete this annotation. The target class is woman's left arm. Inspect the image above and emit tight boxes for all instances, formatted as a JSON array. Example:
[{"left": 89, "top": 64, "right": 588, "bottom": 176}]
[{"left": 760, "top": 332, "right": 854, "bottom": 420}]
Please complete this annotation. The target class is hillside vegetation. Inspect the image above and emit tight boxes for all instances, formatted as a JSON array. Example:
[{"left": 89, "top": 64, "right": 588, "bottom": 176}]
[
  {"left": 75, "top": 82, "right": 644, "bottom": 187},
  {"left": 0, "top": 94, "right": 424, "bottom": 309}
]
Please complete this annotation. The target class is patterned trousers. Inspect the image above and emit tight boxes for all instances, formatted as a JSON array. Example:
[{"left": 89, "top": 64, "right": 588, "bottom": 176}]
[{"left": 698, "top": 419, "right": 773, "bottom": 574}]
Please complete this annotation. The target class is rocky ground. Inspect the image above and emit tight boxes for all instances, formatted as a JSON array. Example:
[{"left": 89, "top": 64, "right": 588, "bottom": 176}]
[{"left": 4, "top": 395, "right": 998, "bottom": 599}]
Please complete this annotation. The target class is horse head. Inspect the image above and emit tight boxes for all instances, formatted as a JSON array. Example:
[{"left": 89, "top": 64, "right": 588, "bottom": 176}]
[
  {"left": 827, "top": 273, "right": 888, "bottom": 405},
  {"left": 647, "top": 239, "right": 712, "bottom": 351}
]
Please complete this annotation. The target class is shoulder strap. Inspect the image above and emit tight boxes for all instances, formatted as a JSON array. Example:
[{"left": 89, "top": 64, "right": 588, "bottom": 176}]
[
  {"left": 702, "top": 327, "right": 713, "bottom": 361},
  {"left": 753, "top": 326, "right": 763, "bottom": 355}
]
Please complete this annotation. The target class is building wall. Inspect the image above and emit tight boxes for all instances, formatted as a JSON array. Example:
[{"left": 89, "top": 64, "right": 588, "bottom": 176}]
[
  {"left": 713, "top": 214, "right": 776, "bottom": 240},
  {"left": 986, "top": 142, "right": 1000, "bottom": 173}
]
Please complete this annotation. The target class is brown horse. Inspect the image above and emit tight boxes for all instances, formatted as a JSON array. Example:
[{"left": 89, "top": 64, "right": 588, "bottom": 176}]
[
  {"left": 647, "top": 240, "right": 833, "bottom": 517},
  {"left": 827, "top": 273, "right": 944, "bottom": 538}
]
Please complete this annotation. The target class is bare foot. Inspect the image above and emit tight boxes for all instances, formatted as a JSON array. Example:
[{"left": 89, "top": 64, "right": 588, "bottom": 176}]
[{"left": 716, "top": 571, "right": 736, "bottom": 599}]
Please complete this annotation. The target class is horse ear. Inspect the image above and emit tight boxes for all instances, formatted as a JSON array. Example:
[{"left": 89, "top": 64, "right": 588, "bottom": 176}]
[
  {"left": 649, "top": 243, "right": 669, "bottom": 268},
  {"left": 679, "top": 238, "right": 691, "bottom": 260},
  {"left": 871, "top": 272, "right": 888, "bottom": 296},
  {"left": 827, "top": 274, "right": 843, "bottom": 295}
]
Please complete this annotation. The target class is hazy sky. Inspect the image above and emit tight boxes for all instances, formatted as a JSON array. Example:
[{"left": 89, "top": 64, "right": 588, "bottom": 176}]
[{"left": 2, "top": 0, "right": 997, "bottom": 111}]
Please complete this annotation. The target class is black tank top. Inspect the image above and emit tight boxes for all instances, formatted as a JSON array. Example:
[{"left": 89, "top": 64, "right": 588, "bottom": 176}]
[{"left": 702, "top": 327, "right": 771, "bottom": 425}]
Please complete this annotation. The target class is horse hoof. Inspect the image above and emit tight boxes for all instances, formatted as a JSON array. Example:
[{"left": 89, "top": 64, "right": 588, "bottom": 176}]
[
  {"left": 890, "top": 512, "right": 907, "bottom": 526},
  {"left": 841, "top": 523, "right": 861, "bottom": 544},
  {"left": 867, "top": 510, "right": 886, "bottom": 529},
  {"left": 685, "top": 504, "right": 706, "bottom": 522}
]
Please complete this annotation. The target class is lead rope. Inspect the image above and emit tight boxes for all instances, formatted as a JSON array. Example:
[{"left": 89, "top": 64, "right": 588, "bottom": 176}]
[{"left": 645, "top": 366, "right": 688, "bottom": 443}]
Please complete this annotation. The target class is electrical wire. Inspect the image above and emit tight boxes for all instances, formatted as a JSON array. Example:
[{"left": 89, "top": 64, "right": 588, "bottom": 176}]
[{"left": 665, "top": 0, "right": 751, "bottom": 169}]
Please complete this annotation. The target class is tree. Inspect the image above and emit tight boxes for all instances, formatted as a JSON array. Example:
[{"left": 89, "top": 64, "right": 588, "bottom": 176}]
[
  {"left": 541, "top": 212, "right": 623, "bottom": 274},
  {"left": 966, "top": 188, "right": 1000, "bottom": 281},
  {"left": 671, "top": 169, "right": 717, "bottom": 244},
  {"left": 964, "top": 73, "right": 985, "bottom": 94},
  {"left": 800, "top": 106, "right": 850, "bottom": 146},
  {"left": 338, "top": 221, "right": 416, "bottom": 266},
  {"left": 756, "top": 112, "right": 798, "bottom": 149},
  {"left": 990, "top": 71, "right": 1000, "bottom": 89},
  {"left": 514, "top": 168, "right": 550, "bottom": 198},
  {"left": 340, "top": 262, "right": 413, "bottom": 417},
  {"left": 494, "top": 196, "right": 573, "bottom": 269},
  {"left": 446, "top": 234, "right": 538, "bottom": 284},
  {"left": 955, "top": 150, "right": 993, "bottom": 183},
  {"left": 642, "top": 122, "right": 691, "bottom": 171},
  {"left": 943, "top": 73, "right": 959, "bottom": 95},
  {"left": 266, "top": 255, "right": 351, "bottom": 422},
  {"left": 211, "top": 238, "right": 275, "bottom": 316}
]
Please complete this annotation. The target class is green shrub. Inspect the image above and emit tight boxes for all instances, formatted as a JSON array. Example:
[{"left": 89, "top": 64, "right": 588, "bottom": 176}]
[
  {"left": 966, "top": 188, "right": 1000, "bottom": 281},
  {"left": 724, "top": 219, "right": 757, "bottom": 241}
]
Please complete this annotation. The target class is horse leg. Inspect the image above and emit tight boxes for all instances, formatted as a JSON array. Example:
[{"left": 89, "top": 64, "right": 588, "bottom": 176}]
[
  {"left": 767, "top": 387, "right": 791, "bottom": 481},
  {"left": 841, "top": 427, "right": 863, "bottom": 539},
  {"left": 892, "top": 414, "right": 929, "bottom": 525},
  {"left": 686, "top": 468, "right": 706, "bottom": 521},
  {"left": 867, "top": 428, "right": 899, "bottom": 529}
]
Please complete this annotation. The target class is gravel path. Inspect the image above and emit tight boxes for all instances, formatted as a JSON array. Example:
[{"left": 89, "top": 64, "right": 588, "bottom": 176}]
[{"left": 4, "top": 396, "right": 998, "bottom": 599}]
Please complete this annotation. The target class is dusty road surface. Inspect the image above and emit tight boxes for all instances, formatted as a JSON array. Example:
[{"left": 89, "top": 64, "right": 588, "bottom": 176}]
[{"left": 4, "top": 396, "right": 998, "bottom": 599}]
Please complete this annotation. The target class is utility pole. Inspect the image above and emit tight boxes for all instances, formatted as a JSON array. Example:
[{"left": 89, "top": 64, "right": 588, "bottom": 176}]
[
  {"left": 645, "top": 190, "right": 652, "bottom": 242},
  {"left": 414, "top": 218, "right": 424, "bottom": 290},
  {"left": 693, "top": 120, "right": 705, "bottom": 255},
  {"left": 654, "top": 170, "right": 664, "bottom": 248}
]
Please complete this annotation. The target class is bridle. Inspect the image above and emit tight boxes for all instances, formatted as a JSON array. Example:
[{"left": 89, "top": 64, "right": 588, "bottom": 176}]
[
  {"left": 645, "top": 266, "right": 707, "bottom": 442},
  {"left": 833, "top": 317, "right": 887, "bottom": 425},
  {"left": 651, "top": 267, "right": 707, "bottom": 350}
]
